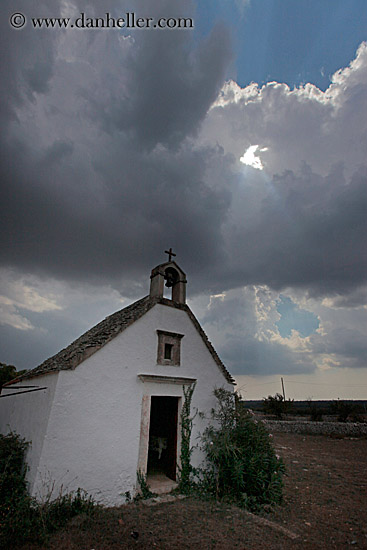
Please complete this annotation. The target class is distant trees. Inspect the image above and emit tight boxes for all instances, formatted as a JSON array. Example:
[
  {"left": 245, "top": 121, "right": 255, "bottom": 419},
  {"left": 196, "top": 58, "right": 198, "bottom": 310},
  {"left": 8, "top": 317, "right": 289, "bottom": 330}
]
[
  {"left": 0, "top": 363, "right": 27, "bottom": 389},
  {"left": 307, "top": 398, "right": 324, "bottom": 421},
  {"left": 329, "top": 399, "right": 355, "bottom": 422},
  {"left": 262, "top": 393, "right": 294, "bottom": 419}
]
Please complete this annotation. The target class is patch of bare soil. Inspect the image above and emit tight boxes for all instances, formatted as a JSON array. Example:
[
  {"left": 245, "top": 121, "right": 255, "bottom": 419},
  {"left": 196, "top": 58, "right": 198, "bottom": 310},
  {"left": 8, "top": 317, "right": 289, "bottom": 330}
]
[
  {"left": 269, "top": 433, "right": 367, "bottom": 549},
  {"left": 21, "top": 433, "right": 367, "bottom": 549}
]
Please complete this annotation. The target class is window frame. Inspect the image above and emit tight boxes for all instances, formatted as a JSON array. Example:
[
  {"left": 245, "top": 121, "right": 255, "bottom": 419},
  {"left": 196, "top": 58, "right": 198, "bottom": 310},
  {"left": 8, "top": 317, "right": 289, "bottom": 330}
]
[{"left": 156, "top": 330, "right": 184, "bottom": 366}]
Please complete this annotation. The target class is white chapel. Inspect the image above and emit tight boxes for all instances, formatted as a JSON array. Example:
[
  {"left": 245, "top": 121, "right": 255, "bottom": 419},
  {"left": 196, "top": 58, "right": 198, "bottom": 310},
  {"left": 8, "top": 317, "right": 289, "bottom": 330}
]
[{"left": 0, "top": 252, "right": 234, "bottom": 505}]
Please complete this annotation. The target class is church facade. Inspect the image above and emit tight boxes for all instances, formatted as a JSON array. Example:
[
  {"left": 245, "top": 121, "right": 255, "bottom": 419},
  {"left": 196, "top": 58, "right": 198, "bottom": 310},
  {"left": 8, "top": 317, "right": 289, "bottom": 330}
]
[{"left": 0, "top": 257, "right": 234, "bottom": 505}]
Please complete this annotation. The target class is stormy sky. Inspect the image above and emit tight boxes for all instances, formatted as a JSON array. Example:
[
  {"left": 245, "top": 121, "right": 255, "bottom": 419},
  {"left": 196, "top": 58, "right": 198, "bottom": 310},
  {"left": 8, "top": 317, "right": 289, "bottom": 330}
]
[{"left": 1, "top": 0, "right": 366, "bottom": 399}]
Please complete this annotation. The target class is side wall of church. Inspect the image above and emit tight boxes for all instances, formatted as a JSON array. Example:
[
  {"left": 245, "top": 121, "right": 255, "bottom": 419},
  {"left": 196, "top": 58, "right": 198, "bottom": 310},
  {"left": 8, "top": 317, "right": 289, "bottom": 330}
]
[
  {"left": 32, "top": 303, "right": 233, "bottom": 506},
  {"left": 0, "top": 373, "right": 59, "bottom": 494}
]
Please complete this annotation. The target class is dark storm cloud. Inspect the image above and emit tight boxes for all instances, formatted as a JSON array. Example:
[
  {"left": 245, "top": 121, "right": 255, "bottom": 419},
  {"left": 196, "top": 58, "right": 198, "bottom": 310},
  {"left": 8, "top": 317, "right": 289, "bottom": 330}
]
[
  {"left": 0, "top": 321, "right": 67, "bottom": 371},
  {"left": 1, "top": 1, "right": 62, "bottom": 122},
  {"left": 0, "top": 0, "right": 233, "bottom": 291},
  {"left": 218, "top": 163, "right": 367, "bottom": 298},
  {"left": 119, "top": 23, "right": 232, "bottom": 150},
  {"left": 0, "top": 134, "right": 234, "bottom": 291},
  {"left": 72, "top": 0, "right": 232, "bottom": 151},
  {"left": 41, "top": 140, "right": 74, "bottom": 166},
  {"left": 325, "top": 287, "right": 367, "bottom": 308},
  {"left": 220, "top": 336, "right": 316, "bottom": 376},
  {"left": 310, "top": 326, "right": 367, "bottom": 370},
  {"left": 1, "top": 0, "right": 366, "bottom": 305}
]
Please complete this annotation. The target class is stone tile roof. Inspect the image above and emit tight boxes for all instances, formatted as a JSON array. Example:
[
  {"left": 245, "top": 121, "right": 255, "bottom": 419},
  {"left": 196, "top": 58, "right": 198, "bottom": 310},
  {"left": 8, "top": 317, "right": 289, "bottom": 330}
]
[
  {"left": 9, "top": 296, "right": 234, "bottom": 385},
  {"left": 12, "top": 296, "right": 154, "bottom": 382}
]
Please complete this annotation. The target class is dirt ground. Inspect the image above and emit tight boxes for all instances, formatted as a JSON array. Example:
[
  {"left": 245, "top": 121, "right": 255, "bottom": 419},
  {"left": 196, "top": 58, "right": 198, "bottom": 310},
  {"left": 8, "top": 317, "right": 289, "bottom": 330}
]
[
  {"left": 21, "top": 433, "right": 367, "bottom": 549},
  {"left": 268, "top": 432, "right": 367, "bottom": 548}
]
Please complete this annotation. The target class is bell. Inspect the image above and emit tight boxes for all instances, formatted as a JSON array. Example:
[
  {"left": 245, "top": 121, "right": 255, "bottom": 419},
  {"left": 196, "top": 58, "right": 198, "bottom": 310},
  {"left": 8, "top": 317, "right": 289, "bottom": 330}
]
[
  {"left": 164, "top": 267, "right": 178, "bottom": 288},
  {"left": 165, "top": 272, "right": 175, "bottom": 287}
]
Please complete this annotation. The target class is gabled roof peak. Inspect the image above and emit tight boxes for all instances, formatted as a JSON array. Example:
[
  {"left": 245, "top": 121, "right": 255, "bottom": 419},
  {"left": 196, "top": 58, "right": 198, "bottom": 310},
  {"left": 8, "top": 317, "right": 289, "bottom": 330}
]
[{"left": 6, "top": 296, "right": 234, "bottom": 386}]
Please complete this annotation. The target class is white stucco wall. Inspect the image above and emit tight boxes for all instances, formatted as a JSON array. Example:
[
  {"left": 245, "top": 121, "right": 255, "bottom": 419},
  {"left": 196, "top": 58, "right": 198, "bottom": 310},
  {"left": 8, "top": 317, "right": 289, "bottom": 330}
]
[
  {"left": 4, "top": 303, "right": 233, "bottom": 506},
  {"left": 0, "top": 373, "right": 58, "bottom": 492}
]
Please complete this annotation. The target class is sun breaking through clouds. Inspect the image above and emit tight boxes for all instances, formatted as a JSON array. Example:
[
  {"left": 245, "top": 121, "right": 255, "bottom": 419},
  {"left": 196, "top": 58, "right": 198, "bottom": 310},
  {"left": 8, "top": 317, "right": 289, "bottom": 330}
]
[{"left": 239, "top": 145, "right": 268, "bottom": 170}]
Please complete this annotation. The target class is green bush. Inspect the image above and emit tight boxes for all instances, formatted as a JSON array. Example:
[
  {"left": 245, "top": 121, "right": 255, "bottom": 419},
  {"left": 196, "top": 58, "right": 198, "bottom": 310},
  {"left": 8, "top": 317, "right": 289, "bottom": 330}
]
[
  {"left": 0, "top": 432, "right": 38, "bottom": 546},
  {"left": 198, "top": 389, "right": 285, "bottom": 511},
  {"left": 0, "top": 432, "right": 96, "bottom": 547}
]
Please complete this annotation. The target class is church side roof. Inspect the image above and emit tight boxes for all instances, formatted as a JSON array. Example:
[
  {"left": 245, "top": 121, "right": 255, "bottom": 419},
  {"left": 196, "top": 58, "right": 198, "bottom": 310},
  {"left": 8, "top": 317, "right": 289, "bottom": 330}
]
[
  {"left": 8, "top": 296, "right": 234, "bottom": 385},
  {"left": 10, "top": 296, "right": 154, "bottom": 383}
]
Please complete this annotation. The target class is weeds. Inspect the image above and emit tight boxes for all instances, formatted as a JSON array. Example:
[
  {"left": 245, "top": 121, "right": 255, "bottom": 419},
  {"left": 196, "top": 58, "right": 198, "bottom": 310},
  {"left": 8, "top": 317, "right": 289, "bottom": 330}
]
[
  {"left": 136, "top": 470, "right": 155, "bottom": 500},
  {"left": 0, "top": 432, "right": 96, "bottom": 548},
  {"left": 178, "top": 382, "right": 196, "bottom": 494}
]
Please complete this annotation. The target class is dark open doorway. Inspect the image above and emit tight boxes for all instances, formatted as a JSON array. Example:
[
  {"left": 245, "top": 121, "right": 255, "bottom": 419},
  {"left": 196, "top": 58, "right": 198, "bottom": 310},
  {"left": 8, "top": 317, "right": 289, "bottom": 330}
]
[{"left": 147, "top": 396, "right": 179, "bottom": 481}]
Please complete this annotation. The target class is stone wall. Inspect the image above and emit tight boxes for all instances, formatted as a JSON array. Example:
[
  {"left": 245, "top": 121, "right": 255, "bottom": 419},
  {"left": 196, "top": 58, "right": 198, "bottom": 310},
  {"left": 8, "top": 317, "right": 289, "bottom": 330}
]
[{"left": 262, "top": 420, "right": 367, "bottom": 437}]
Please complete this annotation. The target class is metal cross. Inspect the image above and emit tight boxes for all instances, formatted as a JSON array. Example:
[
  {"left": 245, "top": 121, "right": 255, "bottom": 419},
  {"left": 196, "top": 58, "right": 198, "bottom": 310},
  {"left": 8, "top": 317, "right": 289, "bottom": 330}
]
[{"left": 165, "top": 248, "right": 176, "bottom": 262}]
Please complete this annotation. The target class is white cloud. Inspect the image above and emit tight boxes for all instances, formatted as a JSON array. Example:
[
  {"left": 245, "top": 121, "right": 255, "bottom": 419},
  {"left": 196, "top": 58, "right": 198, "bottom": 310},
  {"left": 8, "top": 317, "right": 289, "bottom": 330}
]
[
  {"left": 0, "top": 270, "right": 63, "bottom": 330},
  {"left": 198, "top": 283, "right": 367, "bottom": 380},
  {"left": 201, "top": 42, "right": 367, "bottom": 178},
  {"left": 0, "top": 298, "right": 34, "bottom": 331},
  {"left": 199, "top": 286, "right": 318, "bottom": 376},
  {"left": 0, "top": 269, "right": 125, "bottom": 335}
]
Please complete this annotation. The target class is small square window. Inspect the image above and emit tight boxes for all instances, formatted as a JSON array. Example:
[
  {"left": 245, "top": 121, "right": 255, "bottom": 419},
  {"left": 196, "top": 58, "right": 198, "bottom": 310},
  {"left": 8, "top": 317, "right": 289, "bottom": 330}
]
[{"left": 157, "top": 330, "right": 184, "bottom": 366}]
